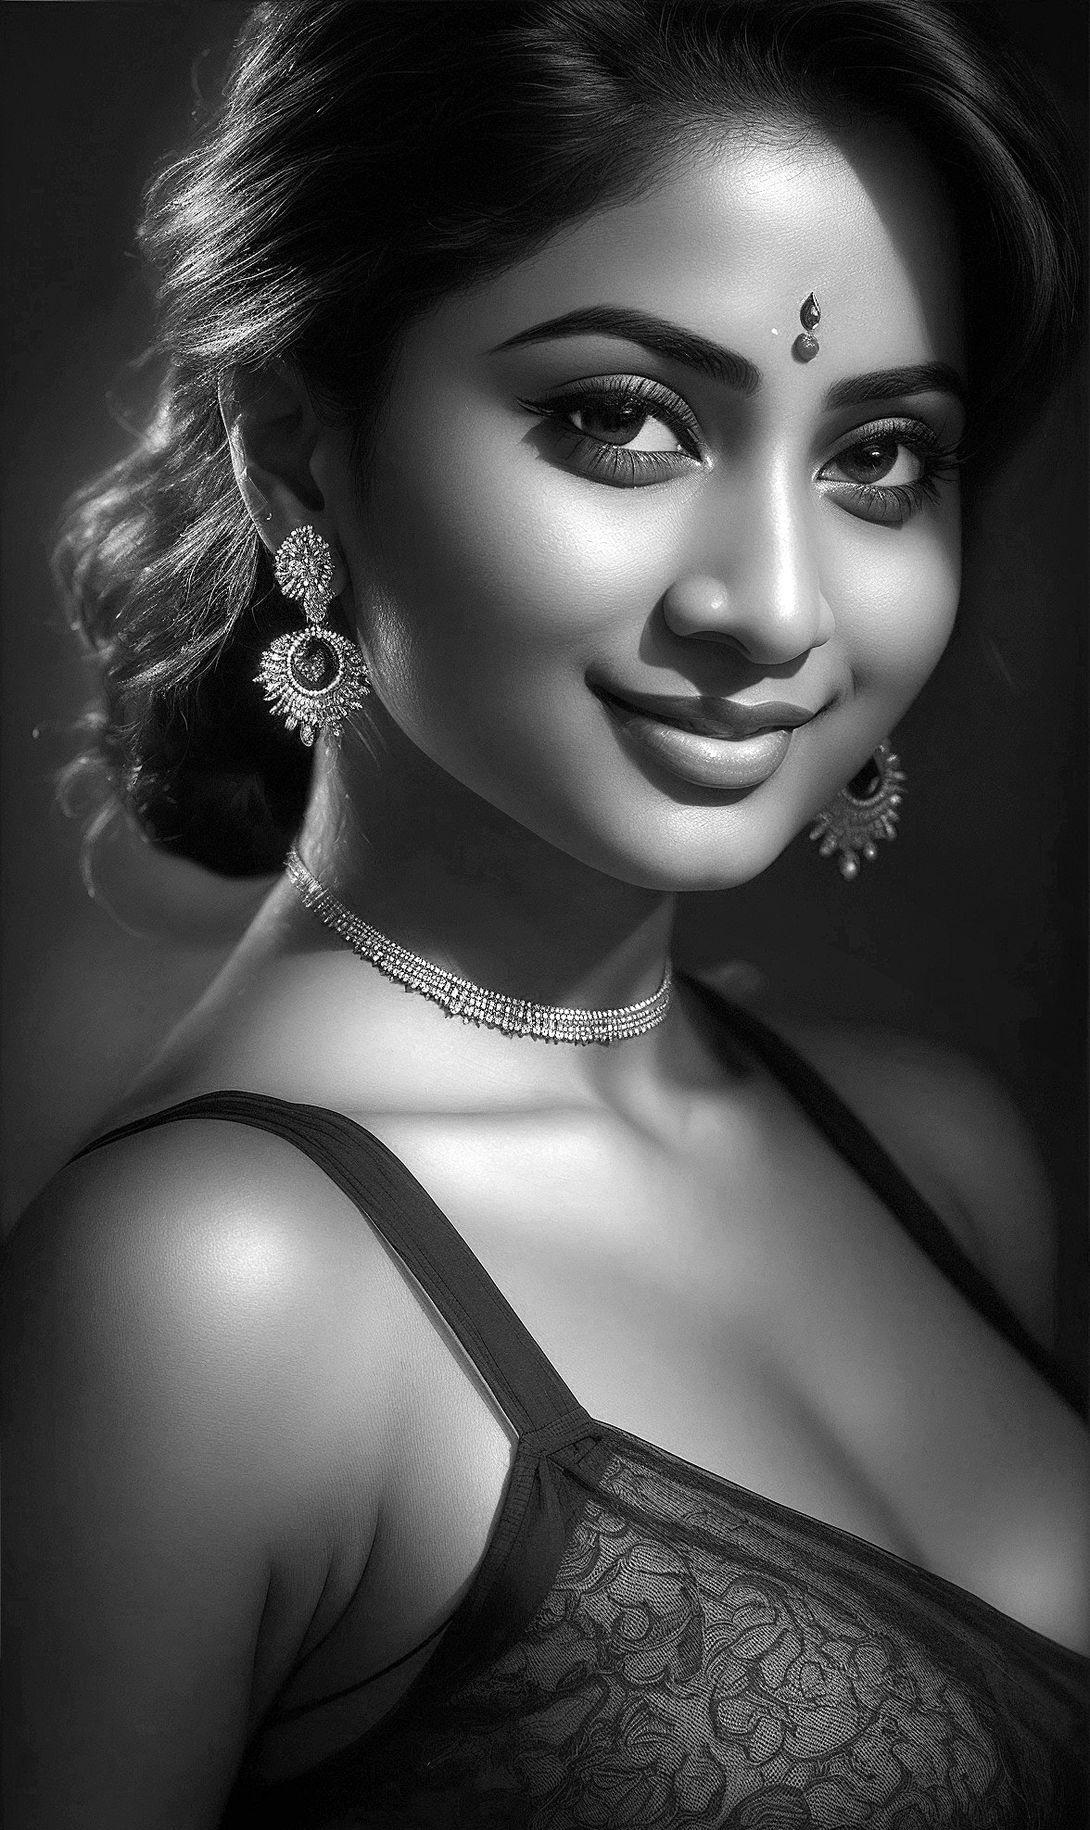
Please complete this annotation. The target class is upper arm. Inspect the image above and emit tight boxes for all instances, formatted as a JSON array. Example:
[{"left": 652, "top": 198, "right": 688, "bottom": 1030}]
[
  {"left": 779, "top": 1022, "right": 1059, "bottom": 1349},
  {"left": 2, "top": 1123, "right": 390, "bottom": 1830}
]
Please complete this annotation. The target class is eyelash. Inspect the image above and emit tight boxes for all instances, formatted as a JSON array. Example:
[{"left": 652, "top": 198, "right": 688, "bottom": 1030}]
[
  {"left": 518, "top": 380, "right": 963, "bottom": 522},
  {"left": 517, "top": 376, "right": 704, "bottom": 487},
  {"left": 819, "top": 418, "right": 965, "bottom": 528}
]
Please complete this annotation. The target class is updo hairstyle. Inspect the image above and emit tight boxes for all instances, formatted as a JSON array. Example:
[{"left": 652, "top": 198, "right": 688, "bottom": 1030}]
[{"left": 55, "top": 0, "right": 1081, "bottom": 876}]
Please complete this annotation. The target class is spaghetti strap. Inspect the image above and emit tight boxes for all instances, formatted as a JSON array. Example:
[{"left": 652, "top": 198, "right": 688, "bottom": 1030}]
[
  {"left": 70, "top": 1043, "right": 1087, "bottom": 1825},
  {"left": 679, "top": 974, "right": 1082, "bottom": 1411},
  {"left": 75, "top": 983, "right": 1081, "bottom": 1416},
  {"left": 73, "top": 1090, "right": 591, "bottom": 1444}
]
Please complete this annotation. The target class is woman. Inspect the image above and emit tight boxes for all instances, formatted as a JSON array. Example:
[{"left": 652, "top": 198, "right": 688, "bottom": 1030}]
[{"left": 4, "top": 1, "right": 1086, "bottom": 1825}]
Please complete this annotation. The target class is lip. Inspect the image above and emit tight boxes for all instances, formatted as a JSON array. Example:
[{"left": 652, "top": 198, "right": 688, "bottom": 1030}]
[
  {"left": 595, "top": 684, "right": 818, "bottom": 791},
  {"left": 595, "top": 687, "right": 819, "bottom": 739}
]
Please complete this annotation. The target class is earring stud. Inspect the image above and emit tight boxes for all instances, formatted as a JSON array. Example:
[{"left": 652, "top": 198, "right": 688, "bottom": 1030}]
[{"left": 255, "top": 525, "right": 371, "bottom": 746}]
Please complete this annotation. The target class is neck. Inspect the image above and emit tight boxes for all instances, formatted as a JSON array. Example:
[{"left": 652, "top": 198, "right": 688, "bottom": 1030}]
[{"left": 296, "top": 709, "right": 676, "bottom": 1022}]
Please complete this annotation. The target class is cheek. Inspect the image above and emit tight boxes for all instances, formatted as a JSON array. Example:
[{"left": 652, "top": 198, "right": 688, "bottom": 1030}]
[
  {"left": 354, "top": 401, "right": 674, "bottom": 711},
  {"left": 832, "top": 511, "right": 961, "bottom": 701}
]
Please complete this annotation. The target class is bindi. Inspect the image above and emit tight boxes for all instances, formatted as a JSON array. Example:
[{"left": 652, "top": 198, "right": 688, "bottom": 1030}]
[{"left": 792, "top": 292, "right": 821, "bottom": 362}]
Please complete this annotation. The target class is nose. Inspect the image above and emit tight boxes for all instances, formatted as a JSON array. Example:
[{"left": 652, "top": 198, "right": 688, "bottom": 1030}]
[{"left": 662, "top": 469, "right": 833, "bottom": 664}]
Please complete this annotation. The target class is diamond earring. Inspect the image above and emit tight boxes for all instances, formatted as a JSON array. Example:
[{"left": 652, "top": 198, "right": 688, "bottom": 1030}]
[
  {"left": 809, "top": 740, "right": 906, "bottom": 879},
  {"left": 255, "top": 525, "right": 371, "bottom": 746}
]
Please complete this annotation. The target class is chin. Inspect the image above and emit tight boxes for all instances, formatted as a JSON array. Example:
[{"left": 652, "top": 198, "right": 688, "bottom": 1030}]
[
  {"left": 612, "top": 843, "right": 800, "bottom": 897},
  {"left": 526, "top": 794, "right": 811, "bottom": 896}
]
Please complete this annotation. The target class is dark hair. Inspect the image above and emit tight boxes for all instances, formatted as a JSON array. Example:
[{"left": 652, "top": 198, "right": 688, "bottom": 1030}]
[{"left": 55, "top": 0, "right": 1082, "bottom": 876}]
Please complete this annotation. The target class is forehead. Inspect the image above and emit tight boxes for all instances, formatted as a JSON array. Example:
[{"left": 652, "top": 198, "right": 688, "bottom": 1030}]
[{"left": 415, "top": 123, "right": 964, "bottom": 382}]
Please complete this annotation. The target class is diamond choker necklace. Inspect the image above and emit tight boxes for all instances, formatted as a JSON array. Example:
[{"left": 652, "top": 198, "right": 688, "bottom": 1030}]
[{"left": 285, "top": 848, "right": 673, "bottom": 1046}]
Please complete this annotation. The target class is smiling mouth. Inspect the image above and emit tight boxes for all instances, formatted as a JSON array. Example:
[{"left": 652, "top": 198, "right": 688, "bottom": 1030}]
[
  {"left": 593, "top": 685, "right": 820, "bottom": 739},
  {"left": 591, "top": 682, "right": 826, "bottom": 794}
]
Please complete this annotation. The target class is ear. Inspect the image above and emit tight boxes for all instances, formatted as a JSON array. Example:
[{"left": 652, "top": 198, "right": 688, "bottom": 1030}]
[{"left": 218, "top": 362, "right": 339, "bottom": 563}]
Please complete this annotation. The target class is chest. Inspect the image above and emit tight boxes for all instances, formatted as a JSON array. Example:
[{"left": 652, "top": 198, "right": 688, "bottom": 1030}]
[
  {"left": 370, "top": 1091, "right": 1077, "bottom": 1556},
  {"left": 251, "top": 1083, "right": 1087, "bottom": 1782}
]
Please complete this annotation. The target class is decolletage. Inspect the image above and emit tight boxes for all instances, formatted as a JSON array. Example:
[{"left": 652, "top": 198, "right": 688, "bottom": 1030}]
[{"left": 74, "top": 982, "right": 1088, "bottom": 1829}]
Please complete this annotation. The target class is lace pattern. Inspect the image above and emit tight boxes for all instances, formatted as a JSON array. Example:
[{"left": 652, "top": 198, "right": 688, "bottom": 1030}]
[
  {"left": 76, "top": 1089, "right": 1084, "bottom": 1830},
  {"left": 248, "top": 1437, "right": 1086, "bottom": 1829}
]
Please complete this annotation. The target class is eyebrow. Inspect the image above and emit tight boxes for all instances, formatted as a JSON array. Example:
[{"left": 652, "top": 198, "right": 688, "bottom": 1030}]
[
  {"left": 490, "top": 306, "right": 966, "bottom": 409},
  {"left": 824, "top": 363, "right": 966, "bottom": 409},
  {"left": 490, "top": 306, "right": 761, "bottom": 395}
]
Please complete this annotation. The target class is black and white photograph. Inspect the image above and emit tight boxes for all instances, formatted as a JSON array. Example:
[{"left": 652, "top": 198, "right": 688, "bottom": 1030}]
[{"left": 3, "top": 2, "right": 1088, "bottom": 1824}]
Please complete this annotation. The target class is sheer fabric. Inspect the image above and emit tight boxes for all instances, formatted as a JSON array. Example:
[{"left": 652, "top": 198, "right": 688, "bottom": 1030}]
[
  {"left": 75, "top": 986, "right": 1088, "bottom": 1828},
  {"left": 245, "top": 1431, "right": 1086, "bottom": 1827}
]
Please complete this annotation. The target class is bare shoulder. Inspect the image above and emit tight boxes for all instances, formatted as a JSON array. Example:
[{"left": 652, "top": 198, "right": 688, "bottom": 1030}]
[
  {"left": 772, "top": 1016, "right": 1058, "bottom": 1348},
  {"left": 6, "top": 1114, "right": 402, "bottom": 1543},
  {"left": 8, "top": 1111, "right": 401, "bottom": 1417},
  {"left": 3, "top": 1117, "right": 396, "bottom": 1827}
]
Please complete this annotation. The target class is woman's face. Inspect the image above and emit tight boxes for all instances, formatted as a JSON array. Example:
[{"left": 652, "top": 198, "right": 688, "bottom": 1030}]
[{"left": 319, "top": 122, "right": 965, "bottom": 891}]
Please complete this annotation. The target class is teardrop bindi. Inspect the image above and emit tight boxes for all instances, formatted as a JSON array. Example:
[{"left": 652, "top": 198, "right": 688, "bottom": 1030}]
[{"left": 800, "top": 292, "right": 821, "bottom": 331}]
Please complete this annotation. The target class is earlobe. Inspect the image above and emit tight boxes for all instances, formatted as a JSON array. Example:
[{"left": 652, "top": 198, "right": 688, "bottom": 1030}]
[{"left": 218, "top": 361, "right": 327, "bottom": 542}]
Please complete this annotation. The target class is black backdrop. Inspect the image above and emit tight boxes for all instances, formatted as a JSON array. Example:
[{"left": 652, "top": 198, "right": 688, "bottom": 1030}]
[{"left": 2, "top": 2, "right": 1086, "bottom": 1374}]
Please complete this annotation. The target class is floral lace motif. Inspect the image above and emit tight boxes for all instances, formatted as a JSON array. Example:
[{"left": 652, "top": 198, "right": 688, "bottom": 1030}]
[
  {"left": 304, "top": 1441, "right": 1083, "bottom": 1830},
  {"left": 467, "top": 1511, "right": 998, "bottom": 1824}
]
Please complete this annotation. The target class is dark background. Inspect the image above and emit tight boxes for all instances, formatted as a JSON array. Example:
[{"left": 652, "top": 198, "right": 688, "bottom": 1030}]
[{"left": 2, "top": 4, "right": 1087, "bottom": 1374}]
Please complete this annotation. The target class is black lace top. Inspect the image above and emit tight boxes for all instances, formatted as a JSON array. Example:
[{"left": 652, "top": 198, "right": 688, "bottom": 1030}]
[{"left": 78, "top": 986, "right": 1088, "bottom": 1828}]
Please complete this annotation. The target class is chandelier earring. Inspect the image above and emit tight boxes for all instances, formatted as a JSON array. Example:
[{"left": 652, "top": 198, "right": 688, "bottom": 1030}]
[
  {"left": 809, "top": 740, "right": 906, "bottom": 880},
  {"left": 255, "top": 524, "right": 371, "bottom": 747}
]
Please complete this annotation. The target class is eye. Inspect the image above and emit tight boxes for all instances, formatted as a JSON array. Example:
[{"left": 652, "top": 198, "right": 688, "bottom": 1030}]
[
  {"left": 564, "top": 396, "right": 688, "bottom": 453},
  {"left": 827, "top": 433, "right": 925, "bottom": 488},
  {"left": 817, "top": 418, "right": 963, "bottom": 528},
  {"left": 518, "top": 375, "right": 705, "bottom": 489}
]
